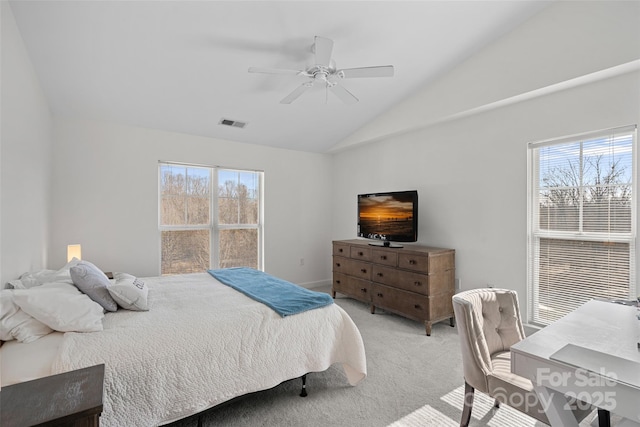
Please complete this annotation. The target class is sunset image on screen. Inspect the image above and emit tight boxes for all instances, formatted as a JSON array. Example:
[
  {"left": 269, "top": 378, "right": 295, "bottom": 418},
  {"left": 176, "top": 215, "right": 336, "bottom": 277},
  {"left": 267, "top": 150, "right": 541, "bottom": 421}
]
[
  {"left": 359, "top": 196, "right": 413, "bottom": 221},
  {"left": 358, "top": 193, "right": 415, "bottom": 241}
]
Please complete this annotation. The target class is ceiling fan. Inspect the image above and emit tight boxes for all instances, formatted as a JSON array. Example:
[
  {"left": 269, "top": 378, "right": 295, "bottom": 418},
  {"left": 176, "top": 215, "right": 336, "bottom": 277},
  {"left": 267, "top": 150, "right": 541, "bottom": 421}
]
[{"left": 248, "top": 36, "right": 394, "bottom": 105}]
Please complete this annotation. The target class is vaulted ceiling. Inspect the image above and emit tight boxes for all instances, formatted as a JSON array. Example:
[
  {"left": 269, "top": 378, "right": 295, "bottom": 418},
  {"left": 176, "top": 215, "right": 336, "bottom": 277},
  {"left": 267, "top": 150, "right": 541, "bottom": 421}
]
[{"left": 9, "top": 1, "right": 550, "bottom": 152}]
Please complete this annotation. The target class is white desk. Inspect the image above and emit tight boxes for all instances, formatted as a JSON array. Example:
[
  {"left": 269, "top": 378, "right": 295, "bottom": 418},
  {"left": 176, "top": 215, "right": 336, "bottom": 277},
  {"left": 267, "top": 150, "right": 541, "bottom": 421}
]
[{"left": 511, "top": 299, "right": 640, "bottom": 427}]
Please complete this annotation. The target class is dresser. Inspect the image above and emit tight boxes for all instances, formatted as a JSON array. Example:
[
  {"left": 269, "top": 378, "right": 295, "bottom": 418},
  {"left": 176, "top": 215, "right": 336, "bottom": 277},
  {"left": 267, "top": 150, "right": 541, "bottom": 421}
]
[{"left": 332, "top": 239, "right": 455, "bottom": 335}]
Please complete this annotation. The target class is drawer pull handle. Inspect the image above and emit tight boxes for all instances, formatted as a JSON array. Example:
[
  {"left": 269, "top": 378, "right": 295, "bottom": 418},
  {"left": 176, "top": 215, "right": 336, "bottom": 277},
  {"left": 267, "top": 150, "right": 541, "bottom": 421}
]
[
  {"left": 358, "top": 251, "right": 364, "bottom": 256},
  {"left": 409, "top": 259, "right": 417, "bottom": 265},
  {"left": 339, "top": 248, "right": 343, "bottom": 253},
  {"left": 414, "top": 304, "right": 421, "bottom": 309},
  {"left": 377, "top": 293, "right": 383, "bottom": 297},
  {"left": 360, "top": 268, "right": 367, "bottom": 273},
  {"left": 380, "top": 255, "right": 387, "bottom": 260},
  {"left": 336, "top": 263, "right": 341, "bottom": 267},
  {"left": 361, "top": 288, "right": 367, "bottom": 293},
  {"left": 336, "top": 280, "right": 341, "bottom": 284},
  {"left": 414, "top": 281, "right": 421, "bottom": 286},
  {"left": 377, "top": 273, "right": 383, "bottom": 277}
]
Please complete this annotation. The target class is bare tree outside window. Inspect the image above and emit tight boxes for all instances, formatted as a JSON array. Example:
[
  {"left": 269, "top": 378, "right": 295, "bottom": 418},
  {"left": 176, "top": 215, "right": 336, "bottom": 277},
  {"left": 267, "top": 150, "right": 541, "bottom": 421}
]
[
  {"left": 218, "top": 170, "right": 260, "bottom": 269},
  {"left": 159, "top": 164, "right": 262, "bottom": 275}
]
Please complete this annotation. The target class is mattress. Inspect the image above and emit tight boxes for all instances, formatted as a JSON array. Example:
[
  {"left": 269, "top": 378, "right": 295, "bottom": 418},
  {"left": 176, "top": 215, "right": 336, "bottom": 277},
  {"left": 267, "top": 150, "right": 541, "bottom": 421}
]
[{"left": 0, "top": 331, "right": 65, "bottom": 387}]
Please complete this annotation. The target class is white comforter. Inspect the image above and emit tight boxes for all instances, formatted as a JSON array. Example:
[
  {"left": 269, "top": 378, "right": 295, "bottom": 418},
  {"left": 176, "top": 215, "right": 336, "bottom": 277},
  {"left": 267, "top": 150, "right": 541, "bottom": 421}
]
[{"left": 51, "top": 273, "right": 367, "bottom": 426}]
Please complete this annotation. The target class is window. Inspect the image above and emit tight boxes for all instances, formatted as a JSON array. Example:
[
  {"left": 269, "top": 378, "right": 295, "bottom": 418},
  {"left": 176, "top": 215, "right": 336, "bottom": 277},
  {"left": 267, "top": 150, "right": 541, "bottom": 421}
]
[
  {"left": 159, "top": 162, "right": 263, "bottom": 275},
  {"left": 527, "top": 125, "right": 636, "bottom": 325}
]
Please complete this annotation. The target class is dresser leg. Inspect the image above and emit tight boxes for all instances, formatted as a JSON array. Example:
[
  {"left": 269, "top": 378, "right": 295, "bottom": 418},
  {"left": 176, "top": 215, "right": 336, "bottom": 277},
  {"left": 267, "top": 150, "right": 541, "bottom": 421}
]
[
  {"left": 450, "top": 317, "right": 455, "bottom": 327},
  {"left": 331, "top": 289, "right": 336, "bottom": 298},
  {"left": 370, "top": 304, "right": 376, "bottom": 314},
  {"left": 425, "top": 322, "right": 432, "bottom": 336}
]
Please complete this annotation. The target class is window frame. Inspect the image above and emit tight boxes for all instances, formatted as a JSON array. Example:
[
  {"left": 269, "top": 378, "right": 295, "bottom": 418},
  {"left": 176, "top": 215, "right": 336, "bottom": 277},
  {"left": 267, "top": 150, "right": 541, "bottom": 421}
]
[
  {"left": 526, "top": 125, "right": 637, "bottom": 326},
  {"left": 158, "top": 161, "right": 264, "bottom": 275}
]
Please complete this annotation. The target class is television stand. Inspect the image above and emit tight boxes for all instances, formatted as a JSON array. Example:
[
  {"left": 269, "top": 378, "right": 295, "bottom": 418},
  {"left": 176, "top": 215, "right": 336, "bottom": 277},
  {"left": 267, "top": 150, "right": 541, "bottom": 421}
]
[{"left": 368, "top": 241, "right": 403, "bottom": 248}]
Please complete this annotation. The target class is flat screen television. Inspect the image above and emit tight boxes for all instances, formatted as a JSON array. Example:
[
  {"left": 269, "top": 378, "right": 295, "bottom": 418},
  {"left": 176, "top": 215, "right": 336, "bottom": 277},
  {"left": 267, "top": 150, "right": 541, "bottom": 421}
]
[{"left": 357, "top": 190, "right": 418, "bottom": 247}]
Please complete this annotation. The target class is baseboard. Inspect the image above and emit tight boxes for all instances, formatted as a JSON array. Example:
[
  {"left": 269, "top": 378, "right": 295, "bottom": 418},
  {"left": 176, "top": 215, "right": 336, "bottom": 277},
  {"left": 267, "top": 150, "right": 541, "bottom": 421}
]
[{"left": 300, "top": 280, "right": 332, "bottom": 290}]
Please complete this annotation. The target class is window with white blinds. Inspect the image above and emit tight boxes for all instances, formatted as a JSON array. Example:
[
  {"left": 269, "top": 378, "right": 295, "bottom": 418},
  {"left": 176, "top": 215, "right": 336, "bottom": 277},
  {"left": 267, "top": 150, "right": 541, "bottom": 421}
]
[{"left": 527, "top": 125, "right": 637, "bottom": 325}]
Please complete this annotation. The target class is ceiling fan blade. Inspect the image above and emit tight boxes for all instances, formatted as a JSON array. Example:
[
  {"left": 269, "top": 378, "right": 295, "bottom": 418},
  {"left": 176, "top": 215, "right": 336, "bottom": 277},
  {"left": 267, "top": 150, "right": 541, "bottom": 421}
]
[
  {"left": 248, "top": 67, "right": 303, "bottom": 75},
  {"left": 330, "top": 84, "right": 358, "bottom": 105},
  {"left": 280, "top": 83, "right": 312, "bottom": 104},
  {"left": 339, "top": 65, "right": 395, "bottom": 79},
  {"left": 314, "top": 36, "right": 334, "bottom": 67}
]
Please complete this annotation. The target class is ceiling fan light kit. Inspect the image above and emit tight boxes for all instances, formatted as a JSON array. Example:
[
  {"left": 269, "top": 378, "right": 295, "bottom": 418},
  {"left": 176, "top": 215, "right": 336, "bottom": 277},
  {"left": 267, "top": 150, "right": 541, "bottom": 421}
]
[{"left": 249, "top": 36, "right": 394, "bottom": 104}]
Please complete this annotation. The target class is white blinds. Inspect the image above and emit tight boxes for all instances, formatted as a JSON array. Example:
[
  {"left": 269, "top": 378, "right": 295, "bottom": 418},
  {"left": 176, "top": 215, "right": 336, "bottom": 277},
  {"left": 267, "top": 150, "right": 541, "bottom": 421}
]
[{"left": 528, "top": 125, "right": 637, "bottom": 325}]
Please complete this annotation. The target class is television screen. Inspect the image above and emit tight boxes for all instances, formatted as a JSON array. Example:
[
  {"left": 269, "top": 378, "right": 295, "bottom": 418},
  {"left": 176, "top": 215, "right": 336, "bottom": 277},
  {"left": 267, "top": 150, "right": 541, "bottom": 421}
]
[{"left": 357, "top": 190, "right": 418, "bottom": 245}]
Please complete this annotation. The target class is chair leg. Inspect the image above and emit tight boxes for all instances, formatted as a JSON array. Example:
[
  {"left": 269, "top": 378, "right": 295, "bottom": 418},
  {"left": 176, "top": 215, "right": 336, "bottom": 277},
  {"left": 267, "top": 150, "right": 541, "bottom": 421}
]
[
  {"left": 461, "top": 381, "right": 474, "bottom": 427},
  {"left": 597, "top": 409, "right": 610, "bottom": 427}
]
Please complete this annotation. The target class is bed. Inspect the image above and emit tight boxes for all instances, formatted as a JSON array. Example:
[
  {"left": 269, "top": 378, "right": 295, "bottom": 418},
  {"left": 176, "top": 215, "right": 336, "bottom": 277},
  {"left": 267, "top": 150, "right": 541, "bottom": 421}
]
[{"left": 1, "top": 270, "right": 367, "bottom": 426}]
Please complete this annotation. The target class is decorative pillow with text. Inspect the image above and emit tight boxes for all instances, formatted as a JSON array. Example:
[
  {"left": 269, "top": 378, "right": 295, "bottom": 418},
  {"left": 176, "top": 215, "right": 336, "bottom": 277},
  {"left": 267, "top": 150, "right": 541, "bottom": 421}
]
[{"left": 108, "top": 273, "right": 149, "bottom": 311}]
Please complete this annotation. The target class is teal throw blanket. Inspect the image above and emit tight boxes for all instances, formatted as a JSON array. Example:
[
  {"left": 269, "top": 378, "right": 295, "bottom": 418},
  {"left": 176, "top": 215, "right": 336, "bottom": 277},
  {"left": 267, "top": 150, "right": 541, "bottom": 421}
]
[{"left": 208, "top": 267, "right": 333, "bottom": 317}]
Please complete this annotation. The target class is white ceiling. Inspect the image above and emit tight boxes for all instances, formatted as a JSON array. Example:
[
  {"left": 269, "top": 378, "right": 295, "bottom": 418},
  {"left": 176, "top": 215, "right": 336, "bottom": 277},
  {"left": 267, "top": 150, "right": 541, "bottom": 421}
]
[{"left": 9, "top": 1, "right": 551, "bottom": 153}]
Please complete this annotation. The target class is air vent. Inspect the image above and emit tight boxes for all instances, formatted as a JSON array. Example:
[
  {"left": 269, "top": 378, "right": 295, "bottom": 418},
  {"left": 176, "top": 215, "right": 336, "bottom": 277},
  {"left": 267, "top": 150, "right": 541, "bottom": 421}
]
[{"left": 219, "top": 118, "right": 247, "bottom": 129}]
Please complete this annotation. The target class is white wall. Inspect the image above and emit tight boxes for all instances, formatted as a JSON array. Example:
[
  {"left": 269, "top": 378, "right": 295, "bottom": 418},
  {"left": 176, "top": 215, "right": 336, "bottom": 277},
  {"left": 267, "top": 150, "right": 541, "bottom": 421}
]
[
  {"left": 331, "top": 1, "right": 640, "bottom": 320},
  {"left": 1, "top": 1, "right": 53, "bottom": 286},
  {"left": 49, "top": 118, "right": 333, "bottom": 285},
  {"left": 332, "top": 1, "right": 640, "bottom": 152}
]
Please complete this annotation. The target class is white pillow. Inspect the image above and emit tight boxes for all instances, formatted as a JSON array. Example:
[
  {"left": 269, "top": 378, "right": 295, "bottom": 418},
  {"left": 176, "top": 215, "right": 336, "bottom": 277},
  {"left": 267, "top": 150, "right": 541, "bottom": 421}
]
[
  {"left": 0, "top": 290, "right": 53, "bottom": 342},
  {"left": 8, "top": 258, "right": 81, "bottom": 289},
  {"left": 108, "top": 273, "right": 149, "bottom": 311},
  {"left": 70, "top": 260, "right": 118, "bottom": 312},
  {"left": 12, "top": 282, "right": 104, "bottom": 333}
]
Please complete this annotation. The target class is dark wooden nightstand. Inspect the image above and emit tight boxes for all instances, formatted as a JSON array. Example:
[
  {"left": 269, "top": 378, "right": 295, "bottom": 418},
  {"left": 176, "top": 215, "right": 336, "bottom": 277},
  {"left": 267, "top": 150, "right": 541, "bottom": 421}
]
[{"left": 1, "top": 364, "right": 104, "bottom": 427}]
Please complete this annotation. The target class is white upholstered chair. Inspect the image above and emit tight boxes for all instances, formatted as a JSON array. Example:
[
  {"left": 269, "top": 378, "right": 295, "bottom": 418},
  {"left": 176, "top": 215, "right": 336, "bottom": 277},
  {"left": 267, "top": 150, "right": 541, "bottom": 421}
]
[{"left": 452, "top": 288, "right": 595, "bottom": 426}]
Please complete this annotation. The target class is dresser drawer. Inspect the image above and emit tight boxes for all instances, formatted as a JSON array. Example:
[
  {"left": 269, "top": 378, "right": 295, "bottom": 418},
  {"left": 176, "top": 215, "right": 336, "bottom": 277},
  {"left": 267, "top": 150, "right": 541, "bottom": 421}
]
[
  {"left": 398, "top": 251, "right": 455, "bottom": 274},
  {"left": 350, "top": 246, "right": 372, "bottom": 261},
  {"left": 372, "top": 265, "right": 430, "bottom": 295},
  {"left": 333, "top": 256, "right": 371, "bottom": 281},
  {"left": 371, "top": 284, "right": 430, "bottom": 321},
  {"left": 371, "top": 249, "right": 397, "bottom": 266},
  {"left": 397, "top": 253, "right": 429, "bottom": 273},
  {"left": 333, "top": 242, "right": 350, "bottom": 257},
  {"left": 371, "top": 284, "right": 454, "bottom": 323},
  {"left": 373, "top": 266, "right": 454, "bottom": 296},
  {"left": 333, "top": 272, "right": 370, "bottom": 302}
]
